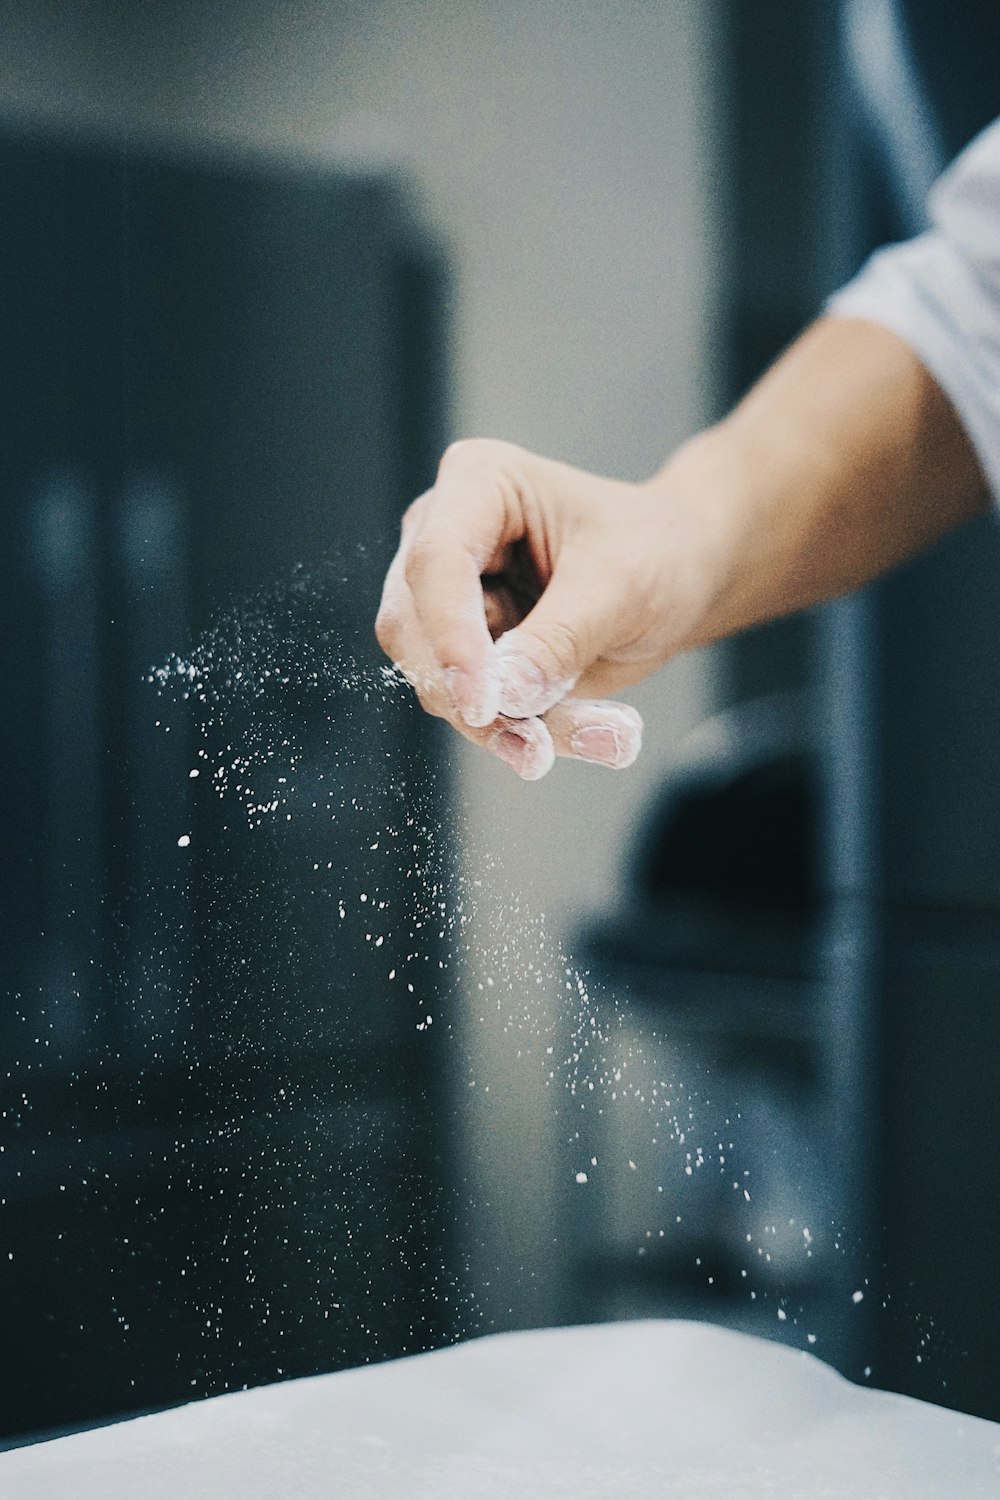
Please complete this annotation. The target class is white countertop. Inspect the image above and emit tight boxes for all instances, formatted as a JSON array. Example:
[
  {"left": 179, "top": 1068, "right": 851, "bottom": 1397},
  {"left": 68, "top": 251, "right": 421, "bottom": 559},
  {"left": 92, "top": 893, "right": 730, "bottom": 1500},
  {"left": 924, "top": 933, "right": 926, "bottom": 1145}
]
[{"left": 3, "top": 1320, "right": 998, "bottom": 1498}]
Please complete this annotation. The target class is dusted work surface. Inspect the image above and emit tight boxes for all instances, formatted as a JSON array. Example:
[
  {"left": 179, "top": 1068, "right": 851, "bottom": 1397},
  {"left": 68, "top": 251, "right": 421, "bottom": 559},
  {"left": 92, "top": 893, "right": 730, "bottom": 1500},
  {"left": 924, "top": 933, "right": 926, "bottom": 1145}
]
[{"left": 3, "top": 1321, "right": 997, "bottom": 1499}]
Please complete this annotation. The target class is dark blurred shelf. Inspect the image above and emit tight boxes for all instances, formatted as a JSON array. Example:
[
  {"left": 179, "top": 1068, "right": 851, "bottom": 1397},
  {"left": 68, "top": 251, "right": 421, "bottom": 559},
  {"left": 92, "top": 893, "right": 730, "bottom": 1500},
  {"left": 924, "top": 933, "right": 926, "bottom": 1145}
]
[
  {"left": 583, "top": 951, "right": 825, "bottom": 1050},
  {"left": 0, "top": 128, "right": 455, "bottom": 1439},
  {"left": 0, "top": 1046, "right": 436, "bottom": 1133}
]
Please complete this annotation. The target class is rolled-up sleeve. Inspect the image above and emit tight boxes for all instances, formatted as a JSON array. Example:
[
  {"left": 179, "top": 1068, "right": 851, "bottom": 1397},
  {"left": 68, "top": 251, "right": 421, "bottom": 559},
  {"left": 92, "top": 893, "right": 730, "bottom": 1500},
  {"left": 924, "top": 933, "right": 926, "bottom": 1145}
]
[{"left": 827, "top": 118, "right": 1000, "bottom": 502}]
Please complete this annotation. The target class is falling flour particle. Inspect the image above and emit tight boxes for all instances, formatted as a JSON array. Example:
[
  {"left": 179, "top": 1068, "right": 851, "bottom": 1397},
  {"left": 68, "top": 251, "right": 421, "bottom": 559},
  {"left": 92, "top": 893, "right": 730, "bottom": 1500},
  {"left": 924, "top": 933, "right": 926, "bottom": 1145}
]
[
  {"left": 146, "top": 568, "right": 876, "bottom": 1368},
  {"left": 852, "top": 1290, "right": 864, "bottom": 1304}
]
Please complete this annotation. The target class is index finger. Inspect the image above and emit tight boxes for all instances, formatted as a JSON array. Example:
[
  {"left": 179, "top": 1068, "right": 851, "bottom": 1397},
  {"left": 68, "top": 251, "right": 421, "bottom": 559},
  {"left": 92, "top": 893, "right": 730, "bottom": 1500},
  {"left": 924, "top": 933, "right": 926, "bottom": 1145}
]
[{"left": 403, "top": 445, "right": 525, "bottom": 727}]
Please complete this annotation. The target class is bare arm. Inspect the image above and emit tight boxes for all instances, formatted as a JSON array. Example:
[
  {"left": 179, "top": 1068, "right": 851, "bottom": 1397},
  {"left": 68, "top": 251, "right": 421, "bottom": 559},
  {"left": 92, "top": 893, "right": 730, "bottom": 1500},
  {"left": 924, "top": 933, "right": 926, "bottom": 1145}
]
[
  {"left": 376, "top": 316, "right": 989, "bottom": 779},
  {"left": 663, "top": 316, "right": 988, "bottom": 650}
]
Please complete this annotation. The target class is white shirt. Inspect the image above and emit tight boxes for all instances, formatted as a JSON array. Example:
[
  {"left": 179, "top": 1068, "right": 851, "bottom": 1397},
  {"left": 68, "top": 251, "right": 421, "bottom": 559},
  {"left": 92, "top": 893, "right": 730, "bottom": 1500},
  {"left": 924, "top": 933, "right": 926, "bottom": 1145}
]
[{"left": 828, "top": 117, "right": 1000, "bottom": 500}]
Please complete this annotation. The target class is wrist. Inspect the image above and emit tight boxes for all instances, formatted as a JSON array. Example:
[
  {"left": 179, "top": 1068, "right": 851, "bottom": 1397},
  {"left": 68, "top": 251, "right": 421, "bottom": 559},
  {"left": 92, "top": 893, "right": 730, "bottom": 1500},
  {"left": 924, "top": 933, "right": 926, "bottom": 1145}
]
[{"left": 640, "top": 423, "right": 761, "bottom": 652}]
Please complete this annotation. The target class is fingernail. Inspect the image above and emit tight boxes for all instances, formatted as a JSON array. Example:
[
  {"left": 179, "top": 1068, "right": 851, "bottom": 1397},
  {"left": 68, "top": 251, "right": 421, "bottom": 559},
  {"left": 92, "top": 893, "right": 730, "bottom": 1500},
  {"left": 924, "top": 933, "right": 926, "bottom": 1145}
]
[
  {"left": 571, "top": 724, "right": 641, "bottom": 769},
  {"left": 496, "top": 651, "right": 575, "bottom": 718},
  {"left": 488, "top": 726, "right": 555, "bottom": 780},
  {"left": 446, "top": 665, "right": 500, "bottom": 728},
  {"left": 490, "top": 728, "right": 529, "bottom": 773},
  {"left": 496, "top": 652, "right": 546, "bottom": 717}
]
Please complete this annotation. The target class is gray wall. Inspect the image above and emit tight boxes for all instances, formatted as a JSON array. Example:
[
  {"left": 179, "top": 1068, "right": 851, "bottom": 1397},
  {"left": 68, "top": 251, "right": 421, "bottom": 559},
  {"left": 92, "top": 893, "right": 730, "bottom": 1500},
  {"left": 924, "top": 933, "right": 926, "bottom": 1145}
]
[{"left": 1, "top": 0, "right": 724, "bottom": 1330}]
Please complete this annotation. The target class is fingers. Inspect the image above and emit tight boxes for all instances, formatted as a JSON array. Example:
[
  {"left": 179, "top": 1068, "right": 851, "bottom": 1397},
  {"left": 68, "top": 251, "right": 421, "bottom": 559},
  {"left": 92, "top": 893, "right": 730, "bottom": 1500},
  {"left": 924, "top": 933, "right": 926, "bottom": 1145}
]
[
  {"left": 452, "top": 696, "right": 641, "bottom": 779},
  {"left": 484, "top": 715, "right": 556, "bottom": 781},
  {"left": 385, "top": 442, "right": 638, "bottom": 727},
  {"left": 401, "top": 443, "right": 527, "bottom": 728},
  {"left": 462, "top": 698, "right": 642, "bottom": 778},
  {"left": 378, "top": 498, "right": 501, "bottom": 728},
  {"left": 377, "top": 544, "right": 474, "bottom": 722},
  {"left": 493, "top": 549, "right": 629, "bottom": 717},
  {"left": 544, "top": 699, "right": 643, "bottom": 769},
  {"left": 376, "top": 439, "right": 650, "bottom": 777},
  {"left": 467, "top": 698, "right": 641, "bottom": 778},
  {"left": 377, "top": 550, "right": 556, "bottom": 780},
  {"left": 377, "top": 559, "right": 640, "bottom": 776}
]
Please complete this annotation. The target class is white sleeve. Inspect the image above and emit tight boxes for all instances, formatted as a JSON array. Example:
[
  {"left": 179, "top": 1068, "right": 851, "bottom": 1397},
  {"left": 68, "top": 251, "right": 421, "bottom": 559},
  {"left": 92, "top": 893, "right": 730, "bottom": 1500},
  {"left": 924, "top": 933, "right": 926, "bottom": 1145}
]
[{"left": 827, "top": 117, "right": 1000, "bottom": 502}]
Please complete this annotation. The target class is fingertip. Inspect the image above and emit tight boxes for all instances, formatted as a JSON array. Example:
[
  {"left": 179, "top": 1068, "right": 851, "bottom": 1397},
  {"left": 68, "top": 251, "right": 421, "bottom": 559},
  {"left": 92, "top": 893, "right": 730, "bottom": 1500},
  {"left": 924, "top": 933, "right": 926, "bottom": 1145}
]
[
  {"left": 520, "top": 732, "right": 556, "bottom": 781},
  {"left": 488, "top": 717, "right": 555, "bottom": 781},
  {"left": 446, "top": 662, "right": 501, "bottom": 729},
  {"left": 546, "top": 700, "right": 643, "bottom": 770},
  {"left": 571, "top": 721, "right": 642, "bottom": 770},
  {"left": 495, "top": 639, "right": 577, "bottom": 719}
]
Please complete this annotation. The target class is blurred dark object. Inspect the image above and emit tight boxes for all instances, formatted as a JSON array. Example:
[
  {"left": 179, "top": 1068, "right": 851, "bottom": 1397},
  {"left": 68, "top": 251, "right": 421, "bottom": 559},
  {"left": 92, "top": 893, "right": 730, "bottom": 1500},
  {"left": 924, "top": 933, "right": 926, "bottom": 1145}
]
[
  {"left": 602, "top": 697, "right": 821, "bottom": 986},
  {"left": 577, "top": 0, "right": 1000, "bottom": 1424},
  {"left": 725, "top": 0, "right": 1000, "bottom": 1422},
  {"left": 0, "top": 129, "right": 452, "bottom": 1439},
  {"left": 904, "top": 0, "right": 1000, "bottom": 159},
  {"left": 578, "top": 697, "right": 836, "bottom": 1358}
]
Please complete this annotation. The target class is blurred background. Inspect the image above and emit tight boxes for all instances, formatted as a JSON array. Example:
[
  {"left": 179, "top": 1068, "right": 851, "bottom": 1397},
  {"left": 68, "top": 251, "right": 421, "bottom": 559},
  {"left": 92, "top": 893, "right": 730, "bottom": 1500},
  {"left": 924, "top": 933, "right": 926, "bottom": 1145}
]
[{"left": 1, "top": 0, "right": 999, "bottom": 1447}]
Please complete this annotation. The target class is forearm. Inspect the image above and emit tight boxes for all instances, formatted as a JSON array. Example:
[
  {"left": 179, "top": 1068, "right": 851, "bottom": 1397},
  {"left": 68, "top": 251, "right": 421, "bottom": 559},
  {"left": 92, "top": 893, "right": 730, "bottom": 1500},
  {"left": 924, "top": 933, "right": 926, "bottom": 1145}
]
[
  {"left": 652, "top": 316, "right": 990, "bottom": 650},
  {"left": 379, "top": 312, "right": 991, "bottom": 779}
]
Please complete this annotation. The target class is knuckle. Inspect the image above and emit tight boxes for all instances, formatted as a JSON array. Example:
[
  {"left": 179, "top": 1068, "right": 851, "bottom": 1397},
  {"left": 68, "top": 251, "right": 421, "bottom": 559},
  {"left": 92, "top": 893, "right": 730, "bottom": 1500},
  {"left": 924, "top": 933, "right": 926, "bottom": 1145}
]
[
  {"left": 403, "top": 536, "right": 434, "bottom": 592},
  {"left": 400, "top": 491, "right": 430, "bottom": 537},
  {"left": 438, "top": 436, "right": 517, "bottom": 476},
  {"left": 415, "top": 692, "right": 443, "bottom": 721},
  {"left": 374, "top": 605, "right": 399, "bottom": 655},
  {"left": 413, "top": 678, "right": 448, "bottom": 722},
  {"left": 438, "top": 437, "right": 484, "bottom": 473},
  {"left": 536, "top": 618, "right": 583, "bottom": 680}
]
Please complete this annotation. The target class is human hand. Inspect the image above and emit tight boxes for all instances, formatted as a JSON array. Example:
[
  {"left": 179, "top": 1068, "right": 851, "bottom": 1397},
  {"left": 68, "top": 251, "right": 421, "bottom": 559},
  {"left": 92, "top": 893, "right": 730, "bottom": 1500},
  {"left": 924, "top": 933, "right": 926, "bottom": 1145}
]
[
  {"left": 375, "top": 438, "right": 712, "bottom": 779},
  {"left": 376, "top": 322, "right": 992, "bottom": 782}
]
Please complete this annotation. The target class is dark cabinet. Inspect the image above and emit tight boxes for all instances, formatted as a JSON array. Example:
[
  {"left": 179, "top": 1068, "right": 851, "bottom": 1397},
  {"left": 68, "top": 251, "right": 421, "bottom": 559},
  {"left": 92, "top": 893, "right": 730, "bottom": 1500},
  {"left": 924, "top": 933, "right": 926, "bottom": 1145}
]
[{"left": 0, "top": 132, "right": 452, "bottom": 1438}]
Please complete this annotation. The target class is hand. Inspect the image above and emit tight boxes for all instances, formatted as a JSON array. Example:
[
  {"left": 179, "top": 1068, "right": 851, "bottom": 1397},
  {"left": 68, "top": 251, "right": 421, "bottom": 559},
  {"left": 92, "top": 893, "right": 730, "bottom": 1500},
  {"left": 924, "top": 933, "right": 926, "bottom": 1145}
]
[
  {"left": 375, "top": 438, "right": 711, "bottom": 779},
  {"left": 376, "top": 322, "right": 989, "bottom": 782}
]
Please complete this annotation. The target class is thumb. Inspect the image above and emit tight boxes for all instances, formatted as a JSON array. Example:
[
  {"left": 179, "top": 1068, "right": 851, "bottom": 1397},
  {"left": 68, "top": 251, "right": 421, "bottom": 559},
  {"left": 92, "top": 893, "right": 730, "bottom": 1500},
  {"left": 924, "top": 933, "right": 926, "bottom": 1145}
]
[{"left": 494, "top": 559, "right": 624, "bottom": 718}]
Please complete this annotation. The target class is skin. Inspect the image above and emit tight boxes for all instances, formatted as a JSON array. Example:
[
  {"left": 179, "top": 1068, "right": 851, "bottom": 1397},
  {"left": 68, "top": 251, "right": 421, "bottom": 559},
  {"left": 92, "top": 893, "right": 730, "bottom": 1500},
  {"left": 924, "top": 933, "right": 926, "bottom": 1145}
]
[{"left": 375, "top": 317, "right": 989, "bottom": 779}]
